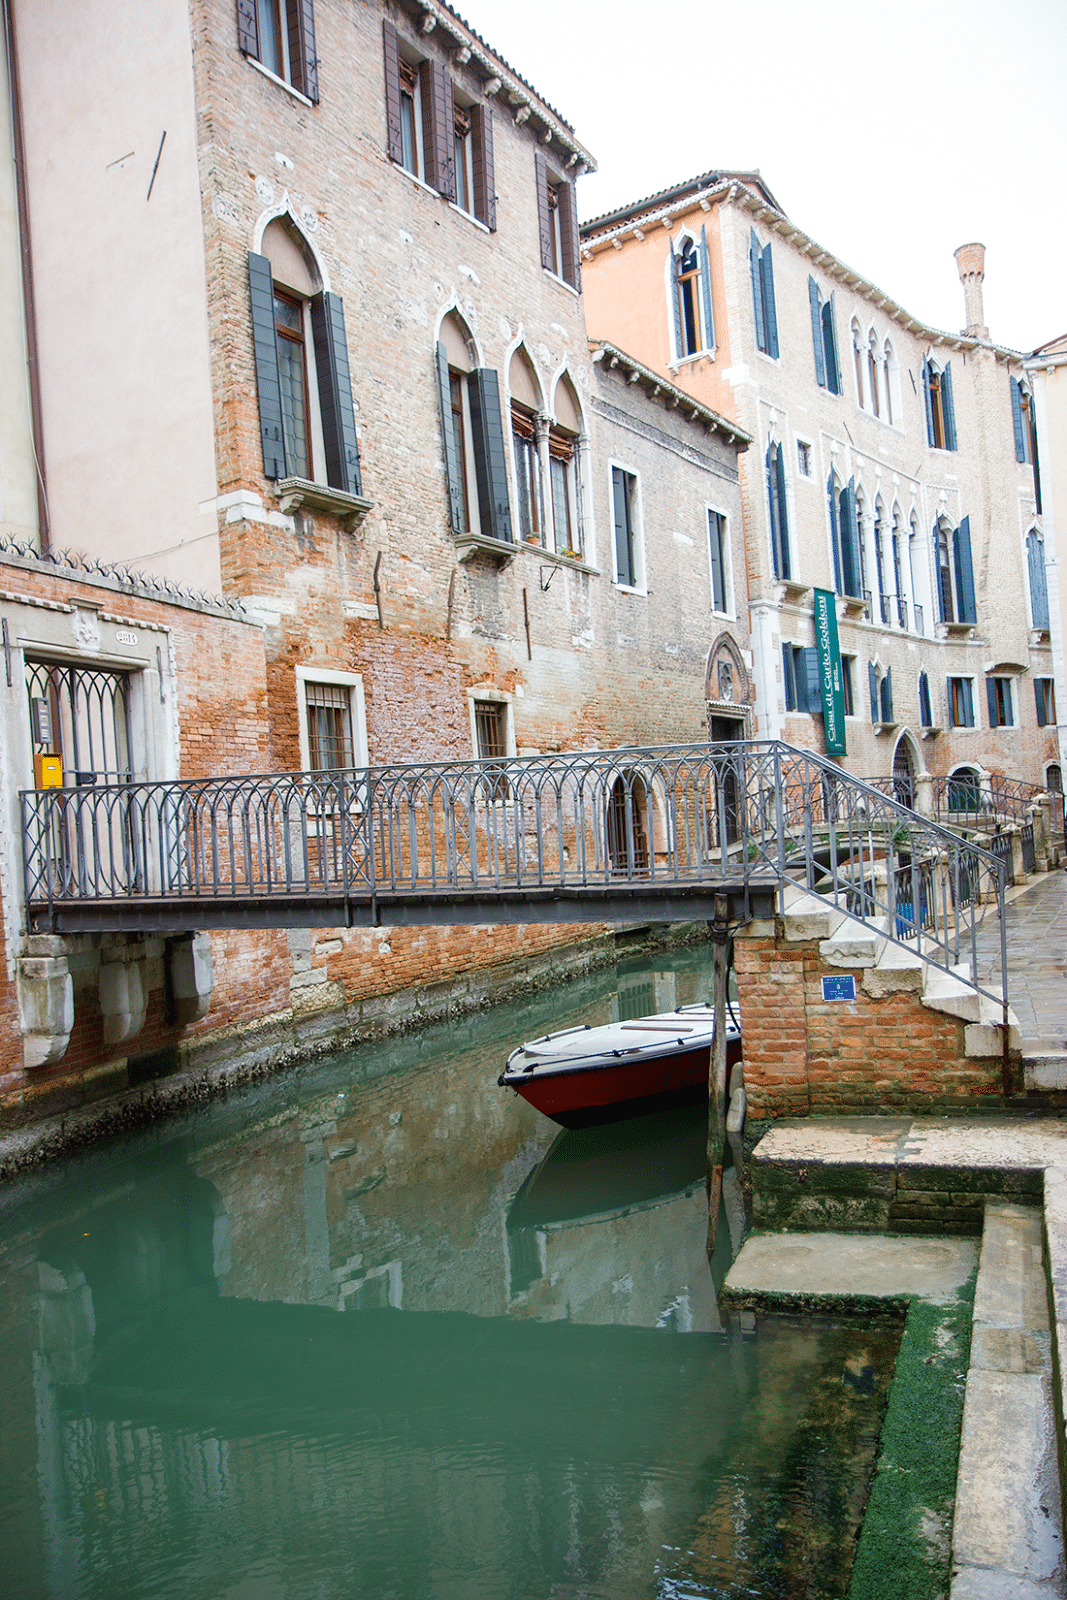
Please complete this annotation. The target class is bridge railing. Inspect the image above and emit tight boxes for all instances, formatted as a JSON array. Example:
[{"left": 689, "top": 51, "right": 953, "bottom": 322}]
[{"left": 20, "top": 741, "right": 1007, "bottom": 1008}]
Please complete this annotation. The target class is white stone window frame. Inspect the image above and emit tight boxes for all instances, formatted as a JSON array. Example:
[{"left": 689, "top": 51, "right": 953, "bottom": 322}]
[
  {"left": 295, "top": 666, "right": 369, "bottom": 773},
  {"left": 607, "top": 459, "right": 647, "bottom": 594},
  {"left": 705, "top": 502, "right": 734, "bottom": 619}
]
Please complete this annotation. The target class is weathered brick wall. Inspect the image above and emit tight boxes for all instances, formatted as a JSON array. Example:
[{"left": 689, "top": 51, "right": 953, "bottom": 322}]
[{"left": 736, "top": 929, "right": 1005, "bottom": 1120}]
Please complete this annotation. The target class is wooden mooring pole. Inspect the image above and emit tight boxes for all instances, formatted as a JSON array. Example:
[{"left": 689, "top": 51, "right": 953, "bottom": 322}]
[{"left": 706, "top": 892, "right": 730, "bottom": 1253}]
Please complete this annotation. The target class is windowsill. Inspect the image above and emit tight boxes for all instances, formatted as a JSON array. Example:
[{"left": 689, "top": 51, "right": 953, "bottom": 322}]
[
  {"left": 454, "top": 532, "right": 517, "bottom": 566},
  {"left": 775, "top": 579, "right": 810, "bottom": 605},
  {"left": 520, "top": 543, "right": 598, "bottom": 577},
  {"left": 245, "top": 54, "right": 314, "bottom": 108},
  {"left": 448, "top": 201, "right": 491, "bottom": 234},
  {"left": 543, "top": 268, "right": 581, "bottom": 298},
  {"left": 937, "top": 621, "right": 976, "bottom": 639},
  {"left": 275, "top": 478, "right": 374, "bottom": 531}
]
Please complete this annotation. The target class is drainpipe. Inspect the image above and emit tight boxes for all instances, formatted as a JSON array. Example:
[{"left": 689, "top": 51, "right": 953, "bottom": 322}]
[{"left": 2, "top": 0, "right": 49, "bottom": 549}]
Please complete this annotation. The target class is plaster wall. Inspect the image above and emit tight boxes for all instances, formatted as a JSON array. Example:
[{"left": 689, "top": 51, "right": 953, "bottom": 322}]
[{"left": 12, "top": 0, "right": 220, "bottom": 588}]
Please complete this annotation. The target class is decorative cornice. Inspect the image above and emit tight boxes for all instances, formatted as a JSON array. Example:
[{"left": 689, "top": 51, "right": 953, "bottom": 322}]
[{"left": 589, "top": 342, "right": 752, "bottom": 449}]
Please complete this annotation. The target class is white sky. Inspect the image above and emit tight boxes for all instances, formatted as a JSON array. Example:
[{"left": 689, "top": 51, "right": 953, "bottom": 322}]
[{"left": 463, "top": 0, "right": 1067, "bottom": 354}]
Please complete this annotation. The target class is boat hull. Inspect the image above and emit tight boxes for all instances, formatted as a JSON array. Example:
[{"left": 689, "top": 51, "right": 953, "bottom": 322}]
[{"left": 506, "top": 1036, "right": 742, "bottom": 1130}]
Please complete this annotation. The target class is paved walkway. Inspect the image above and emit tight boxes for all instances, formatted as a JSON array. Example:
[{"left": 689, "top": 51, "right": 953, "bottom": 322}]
[{"left": 973, "top": 869, "right": 1067, "bottom": 1052}]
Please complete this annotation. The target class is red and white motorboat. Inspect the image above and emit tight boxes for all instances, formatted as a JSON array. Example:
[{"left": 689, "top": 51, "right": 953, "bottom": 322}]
[{"left": 498, "top": 1001, "right": 742, "bottom": 1129}]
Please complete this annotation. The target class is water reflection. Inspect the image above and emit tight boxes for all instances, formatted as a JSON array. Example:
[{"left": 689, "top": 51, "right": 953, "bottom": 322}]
[{"left": 0, "top": 941, "right": 898, "bottom": 1600}]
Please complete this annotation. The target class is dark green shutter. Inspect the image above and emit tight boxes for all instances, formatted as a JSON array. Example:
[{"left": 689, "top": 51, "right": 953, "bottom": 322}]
[
  {"left": 612, "top": 468, "right": 635, "bottom": 587},
  {"left": 534, "top": 152, "right": 553, "bottom": 271},
  {"left": 761, "top": 245, "right": 779, "bottom": 358},
  {"left": 1028, "top": 531, "right": 1049, "bottom": 629},
  {"left": 383, "top": 22, "right": 404, "bottom": 164},
  {"left": 421, "top": 60, "right": 455, "bottom": 199},
  {"left": 844, "top": 478, "right": 862, "bottom": 598},
  {"left": 922, "top": 359, "right": 935, "bottom": 446},
  {"left": 868, "top": 661, "right": 879, "bottom": 723},
  {"left": 559, "top": 181, "right": 581, "bottom": 290},
  {"left": 775, "top": 442, "right": 790, "bottom": 578},
  {"left": 802, "top": 648, "right": 820, "bottom": 716},
  {"left": 310, "top": 292, "right": 361, "bottom": 495},
  {"left": 749, "top": 230, "right": 766, "bottom": 352},
  {"left": 1010, "top": 375, "right": 1026, "bottom": 461},
  {"left": 248, "top": 252, "right": 286, "bottom": 480},
  {"left": 471, "top": 104, "right": 496, "bottom": 230},
  {"left": 954, "top": 515, "right": 976, "bottom": 623},
  {"left": 881, "top": 667, "right": 893, "bottom": 724},
  {"left": 823, "top": 294, "right": 841, "bottom": 394},
  {"left": 986, "top": 677, "right": 999, "bottom": 728},
  {"left": 809, "top": 278, "right": 826, "bottom": 388},
  {"left": 468, "top": 369, "right": 512, "bottom": 543},
  {"left": 435, "top": 342, "right": 465, "bottom": 533},
  {"left": 699, "top": 226, "right": 715, "bottom": 350},
  {"left": 236, "top": 0, "right": 259, "bottom": 57},
  {"left": 827, "top": 475, "right": 842, "bottom": 592},
  {"left": 782, "top": 644, "right": 796, "bottom": 712},
  {"left": 941, "top": 361, "right": 957, "bottom": 450},
  {"left": 287, "top": 0, "right": 318, "bottom": 102}
]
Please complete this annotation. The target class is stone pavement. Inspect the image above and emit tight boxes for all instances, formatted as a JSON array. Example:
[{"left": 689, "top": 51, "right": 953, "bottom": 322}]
[{"left": 973, "top": 869, "right": 1067, "bottom": 1054}]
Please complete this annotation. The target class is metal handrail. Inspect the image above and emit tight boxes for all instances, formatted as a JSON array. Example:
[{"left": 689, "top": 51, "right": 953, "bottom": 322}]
[{"left": 20, "top": 740, "right": 1007, "bottom": 1012}]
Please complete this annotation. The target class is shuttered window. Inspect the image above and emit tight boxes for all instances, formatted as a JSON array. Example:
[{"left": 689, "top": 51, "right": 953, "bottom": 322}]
[
  {"left": 247, "top": 253, "right": 362, "bottom": 493},
  {"left": 236, "top": 0, "right": 319, "bottom": 101}
]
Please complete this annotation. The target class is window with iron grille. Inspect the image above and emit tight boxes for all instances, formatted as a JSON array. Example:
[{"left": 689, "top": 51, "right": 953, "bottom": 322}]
[{"left": 304, "top": 682, "right": 354, "bottom": 770}]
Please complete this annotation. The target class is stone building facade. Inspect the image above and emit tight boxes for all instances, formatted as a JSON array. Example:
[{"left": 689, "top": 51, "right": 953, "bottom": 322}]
[
  {"left": 581, "top": 176, "right": 1056, "bottom": 806},
  {"left": 0, "top": 0, "right": 751, "bottom": 1129}
]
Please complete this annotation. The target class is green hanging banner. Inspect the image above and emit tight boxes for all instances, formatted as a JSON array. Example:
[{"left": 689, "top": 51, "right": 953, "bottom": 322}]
[{"left": 813, "top": 588, "right": 846, "bottom": 756}]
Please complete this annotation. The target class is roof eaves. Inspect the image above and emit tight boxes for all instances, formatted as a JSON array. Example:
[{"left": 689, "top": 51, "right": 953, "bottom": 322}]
[
  {"left": 589, "top": 340, "right": 753, "bottom": 448},
  {"left": 408, "top": 0, "right": 597, "bottom": 171}
]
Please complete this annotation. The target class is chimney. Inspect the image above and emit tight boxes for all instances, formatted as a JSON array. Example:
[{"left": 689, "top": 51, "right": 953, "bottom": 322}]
[{"left": 954, "top": 242, "right": 988, "bottom": 339}]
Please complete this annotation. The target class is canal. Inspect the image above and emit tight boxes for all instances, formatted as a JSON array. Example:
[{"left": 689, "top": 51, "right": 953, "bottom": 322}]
[{"left": 0, "top": 938, "right": 900, "bottom": 1599}]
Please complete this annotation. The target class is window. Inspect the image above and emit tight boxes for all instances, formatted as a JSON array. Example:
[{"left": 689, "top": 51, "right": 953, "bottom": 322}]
[
  {"left": 611, "top": 466, "right": 642, "bottom": 588},
  {"left": 535, "top": 153, "right": 580, "bottom": 288},
  {"left": 935, "top": 516, "right": 977, "bottom": 626},
  {"left": 828, "top": 474, "right": 862, "bottom": 599},
  {"left": 986, "top": 677, "right": 1015, "bottom": 728},
  {"left": 237, "top": 0, "right": 319, "bottom": 100},
  {"left": 383, "top": 25, "right": 497, "bottom": 228},
  {"left": 841, "top": 655, "right": 855, "bottom": 717},
  {"left": 868, "top": 661, "right": 893, "bottom": 724},
  {"left": 923, "top": 357, "right": 957, "bottom": 450},
  {"left": 749, "top": 230, "right": 779, "bottom": 357},
  {"left": 708, "top": 510, "right": 729, "bottom": 613},
  {"left": 808, "top": 278, "right": 841, "bottom": 394},
  {"left": 1027, "top": 529, "right": 1049, "bottom": 631},
  {"left": 1036, "top": 679, "right": 1056, "bottom": 729},
  {"left": 248, "top": 225, "right": 362, "bottom": 494},
  {"left": 549, "top": 373, "right": 584, "bottom": 558},
  {"left": 797, "top": 439, "right": 812, "bottom": 478},
  {"left": 766, "top": 442, "right": 791, "bottom": 580},
  {"left": 670, "top": 229, "right": 715, "bottom": 360},
  {"left": 435, "top": 313, "right": 513, "bottom": 544},
  {"left": 948, "top": 676, "right": 975, "bottom": 728},
  {"left": 296, "top": 669, "right": 367, "bottom": 772},
  {"left": 918, "top": 670, "right": 933, "bottom": 728},
  {"left": 783, "top": 643, "right": 818, "bottom": 714}
]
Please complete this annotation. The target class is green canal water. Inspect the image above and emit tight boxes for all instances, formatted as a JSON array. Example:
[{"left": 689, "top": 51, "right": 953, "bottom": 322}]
[{"left": 0, "top": 942, "right": 900, "bottom": 1599}]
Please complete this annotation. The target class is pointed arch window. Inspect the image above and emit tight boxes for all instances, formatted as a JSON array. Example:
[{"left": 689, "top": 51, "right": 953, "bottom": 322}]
[
  {"left": 670, "top": 229, "right": 715, "bottom": 360},
  {"left": 248, "top": 223, "right": 362, "bottom": 496}
]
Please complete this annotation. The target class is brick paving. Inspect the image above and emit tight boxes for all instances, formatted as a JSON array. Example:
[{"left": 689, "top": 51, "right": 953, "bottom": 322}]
[{"left": 974, "top": 869, "right": 1067, "bottom": 1052}]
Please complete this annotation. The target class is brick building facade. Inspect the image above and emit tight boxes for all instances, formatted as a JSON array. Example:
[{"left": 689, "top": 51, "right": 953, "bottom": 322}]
[
  {"left": 0, "top": 0, "right": 752, "bottom": 1128},
  {"left": 581, "top": 176, "right": 1057, "bottom": 805}
]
